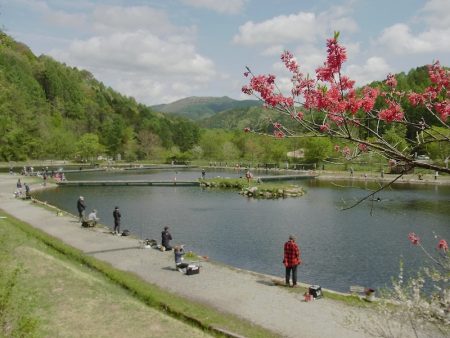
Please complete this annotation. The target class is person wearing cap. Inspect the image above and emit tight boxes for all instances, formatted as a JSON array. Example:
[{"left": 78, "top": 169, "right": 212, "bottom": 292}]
[
  {"left": 161, "top": 226, "right": 173, "bottom": 251},
  {"left": 283, "top": 234, "right": 302, "bottom": 287},
  {"left": 77, "top": 196, "right": 86, "bottom": 222},
  {"left": 113, "top": 206, "right": 121, "bottom": 235}
]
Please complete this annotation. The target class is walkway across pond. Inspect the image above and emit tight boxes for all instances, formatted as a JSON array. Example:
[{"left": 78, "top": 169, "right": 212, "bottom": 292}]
[{"left": 56, "top": 174, "right": 318, "bottom": 186}]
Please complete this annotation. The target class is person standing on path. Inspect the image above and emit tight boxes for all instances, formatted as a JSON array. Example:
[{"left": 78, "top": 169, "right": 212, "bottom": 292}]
[
  {"left": 283, "top": 235, "right": 302, "bottom": 287},
  {"left": 76, "top": 196, "right": 86, "bottom": 222},
  {"left": 161, "top": 226, "right": 173, "bottom": 251},
  {"left": 16, "top": 179, "right": 22, "bottom": 196},
  {"left": 113, "top": 206, "right": 121, "bottom": 235}
]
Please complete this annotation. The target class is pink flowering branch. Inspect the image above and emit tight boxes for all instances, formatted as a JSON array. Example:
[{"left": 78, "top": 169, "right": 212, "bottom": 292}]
[
  {"left": 408, "top": 232, "right": 449, "bottom": 271},
  {"left": 242, "top": 32, "right": 450, "bottom": 175}
]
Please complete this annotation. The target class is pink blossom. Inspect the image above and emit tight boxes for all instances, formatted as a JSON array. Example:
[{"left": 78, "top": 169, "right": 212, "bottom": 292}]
[
  {"left": 358, "top": 143, "right": 368, "bottom": 152},
  {"left": 428, "top": 61, "right": 449, "bottom": 90},
  {"left": 273, "top": 122, "right": 282, "bottom": 129},
  {"left": 342, "top": 146, "right": 351, "bottom": 157},
  {"left": 244, "top": 127, "right": 251, "bottom": 133},
  {"left": 339, "top": 76, "right": 355, "bottom": 91},
  {"left": 434, "top": 101, "right": 449, "bottom": 121},
  {"left": 319, "top": 124, "right": 330, "bottom": 133},
  {"left": 407, "top": 93, "right": 425, "bottom": 106},
  {"left": 320, "top": 37, "right": 347, "bottom": 78},
  {"left": 437, "top": 239, "right": 448, "bottom": 252},
  {"left": 274, "top": 130, "right": 285, "bottom": 138},
  {"left": 408, "top": 232, "right": 420, "bottom": 245},
  {"left": 386, "top": 73, "right": 397, "bottom": 88},
  {"left": 281, "top": 50, "right": 299, "bottom": 74},
  {"left": 379, "top": 101, "right": 404, "bottom": 122},
  {"left": 360, "top": 87, "right": 379, "bottom": 113},
  {"left": 296, "top": 111, "right": 304, "bottom": 120}
]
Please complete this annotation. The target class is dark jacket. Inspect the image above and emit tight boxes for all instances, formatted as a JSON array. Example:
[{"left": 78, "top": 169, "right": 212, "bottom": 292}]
[
  {"left": 77, "top": 199, "right": 86, "bottom": 213},
  {"left": 113, "top": 209, "right": 121, "bottom": 225},
  {"left": 161, "top": 230, "right": 172, "bottom": 248}
]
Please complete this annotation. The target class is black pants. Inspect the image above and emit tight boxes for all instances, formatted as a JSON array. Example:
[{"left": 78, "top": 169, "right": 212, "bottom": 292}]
[
  {"left": 114, "top": 223, "right": 120, "bottom": 233},
  {"left": 285, "top": 265, "right": 298, "bottom": 286}
]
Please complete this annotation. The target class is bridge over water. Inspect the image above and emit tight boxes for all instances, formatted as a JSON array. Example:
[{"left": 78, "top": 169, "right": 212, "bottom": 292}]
[{"left": 56, "top": 174, "right": 317, "bottom": 187}]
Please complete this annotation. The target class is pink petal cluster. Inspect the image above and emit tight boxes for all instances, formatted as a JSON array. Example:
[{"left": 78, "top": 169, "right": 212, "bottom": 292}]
[
  {"left": 242, "top": 74, "right": 293, "bottom": 108},
  {"left": 358, "top": 143, "right": 368, "bottom": 152},
  {"left": 281, "top": 51, "right": 299, "bottom": 74},
  {"left": 437, "top": 239, "right": 448, "bottom": 252},
  {"left": 316, "top": 38, "right": 347, "bottom": 82},
  {"left": 386, "top": 73, "right": 397, "bottom": 88},
  {"left": 242, "top": 34, "right": 449, "bottom": 136},
  {"left": 408, "top": 232, "right": 420, "bottom": 245},
  {"left": 379, "top": 101, "right": 404, "bottom": 122},
  {"left": 405, "top": 62, "right": 449, "bottom": 121},
  {"left": 342, "top": 146, "right": 351, "bottom": 158},
  {"left": 319, "top": 124, "right": 330, "bottom": 133},
  {"left": 274, "top": 130, "right": 285, "bottom": 138}
]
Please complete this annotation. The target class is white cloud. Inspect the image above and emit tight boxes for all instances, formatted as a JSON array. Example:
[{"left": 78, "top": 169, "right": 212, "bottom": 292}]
[
  {"left": 47, "top": 2, "right": 218, "bottom": 105},
  {"left": 346, "top": 57, "right": 392, "bottom": 86},
  {"left": 53, "top": 30, "right": 215, "bottom": 78},
  {"left": 421, "top": 0, "right": 450, "bottom": 29},
  {"left": 377, "top": 23, "right": 450, "bottom": 54},
  {"left": 376, "top": 0, "right": 450, "bottom": 55},
  {"left": 181, "top": 0, "right": 247, "bottom": 14},
  {"left": 91, "top": 5, "right": 192, "bottom": 37},
  {"left": 261, "top": 45, "right": 285, "bottom": 56},
  {"left": 233, "top": 12, "right": 317, "bottom": 45},
  {"left": 233, "top": 6, "right": 357, "bottom": 46}
]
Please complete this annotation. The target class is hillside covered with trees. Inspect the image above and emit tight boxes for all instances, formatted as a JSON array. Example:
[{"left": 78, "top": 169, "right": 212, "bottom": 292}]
[
  {"left": 1, "top": 31, "right": 446, "bottom": 168},
  {"left": 0, "top": 32, "right": 200, "bottom": 162},
  {"left": 151, "top": 96, "right": 261, "bottom": 121}
]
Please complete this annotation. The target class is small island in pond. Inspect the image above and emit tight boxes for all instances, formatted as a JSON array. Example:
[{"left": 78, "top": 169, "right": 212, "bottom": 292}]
[{"left": 199, "top": 178, "right": 305, "bottom": 199}]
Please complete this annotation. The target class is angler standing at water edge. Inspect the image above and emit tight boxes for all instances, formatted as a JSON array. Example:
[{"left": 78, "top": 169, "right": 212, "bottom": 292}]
[
  {"left": 283, "top": 235, "right": 302, "bottom": 287},
  {"left": 161, "top": 226, "right": 173, "bottom": 251},
  {"left": 76, "top": 196, "right": 86, "bottom": 222},
  {"left": 113, "top": 206, "right": 121, "bottom": 235}
]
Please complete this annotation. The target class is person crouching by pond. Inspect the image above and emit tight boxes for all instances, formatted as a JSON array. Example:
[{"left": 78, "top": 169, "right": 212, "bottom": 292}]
[
  {"left": 174, "top": 245, "right": 189, "bottom": 272},
  {"left": 113, "top": 206, "right": 121, "bottom": 235},
  {"left": 88, "top": 209, "right": 99, "bottom": 226},
  {"left": 283, "top": 234, "right": 302, "bottom": 287},
  {"left": 161, "top": 226, "right": 173, "bottom": 251}
]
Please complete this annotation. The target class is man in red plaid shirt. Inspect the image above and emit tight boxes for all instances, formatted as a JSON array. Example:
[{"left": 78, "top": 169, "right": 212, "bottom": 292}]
[{"left": 283, "top": 235, "right": 302, "bottom": 287}]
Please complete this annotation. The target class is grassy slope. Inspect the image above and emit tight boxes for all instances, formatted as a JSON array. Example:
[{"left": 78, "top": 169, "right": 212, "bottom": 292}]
[{"left": 0, "top": 210, "right": 279, "bottom": 338}]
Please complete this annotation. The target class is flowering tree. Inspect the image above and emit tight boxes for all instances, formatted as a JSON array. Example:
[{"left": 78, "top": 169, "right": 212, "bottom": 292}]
[{"left": 242, "top": 32, "right": 449, "bottom": 176}]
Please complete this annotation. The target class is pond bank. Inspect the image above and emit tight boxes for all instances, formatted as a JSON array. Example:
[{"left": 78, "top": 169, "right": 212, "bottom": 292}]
[{"left": 0, "top": 173, "right": 392, "bottom": 338}]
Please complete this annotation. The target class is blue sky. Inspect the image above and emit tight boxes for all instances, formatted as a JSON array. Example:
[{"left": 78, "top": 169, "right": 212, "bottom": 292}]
[{"left": 1, "top": 0, "right": 449, "bottom": 105}]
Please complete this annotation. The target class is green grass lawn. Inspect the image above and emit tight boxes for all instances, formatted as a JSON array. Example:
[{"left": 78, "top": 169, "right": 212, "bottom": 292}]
[{"left": 0, "top": 211, "right": 279, "bottom": 338}]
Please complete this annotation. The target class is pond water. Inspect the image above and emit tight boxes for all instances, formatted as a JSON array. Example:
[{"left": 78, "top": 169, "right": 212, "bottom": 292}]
[{"left": 33, "top": 169, "right": 450, "bottom": 292}]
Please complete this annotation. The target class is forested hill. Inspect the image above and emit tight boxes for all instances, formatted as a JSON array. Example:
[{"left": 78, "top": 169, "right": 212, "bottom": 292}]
[
  {"left": 200, "top": 65, "right": 442, "bottom": 134},
  {"left": 151, "top": 96, "right": 262, "bottom": 120},
  {"left": 0, "top": 32, "right": 199, "bottom": 161}
]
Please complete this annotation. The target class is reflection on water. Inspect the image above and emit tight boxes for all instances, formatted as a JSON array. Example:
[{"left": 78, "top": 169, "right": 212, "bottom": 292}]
[{"left": 33, "top": 170, "right": 450, "bottom": 292}]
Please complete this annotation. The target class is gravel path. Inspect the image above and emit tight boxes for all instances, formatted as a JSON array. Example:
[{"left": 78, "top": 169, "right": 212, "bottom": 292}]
[{"left": 0, "top": 174, "right": 404, "bottom": 338}]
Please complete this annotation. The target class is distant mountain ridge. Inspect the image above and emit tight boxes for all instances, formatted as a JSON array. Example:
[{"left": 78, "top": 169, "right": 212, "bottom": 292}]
[{"left": 152, "top": 96, "right": 262, "bottom": 120}]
